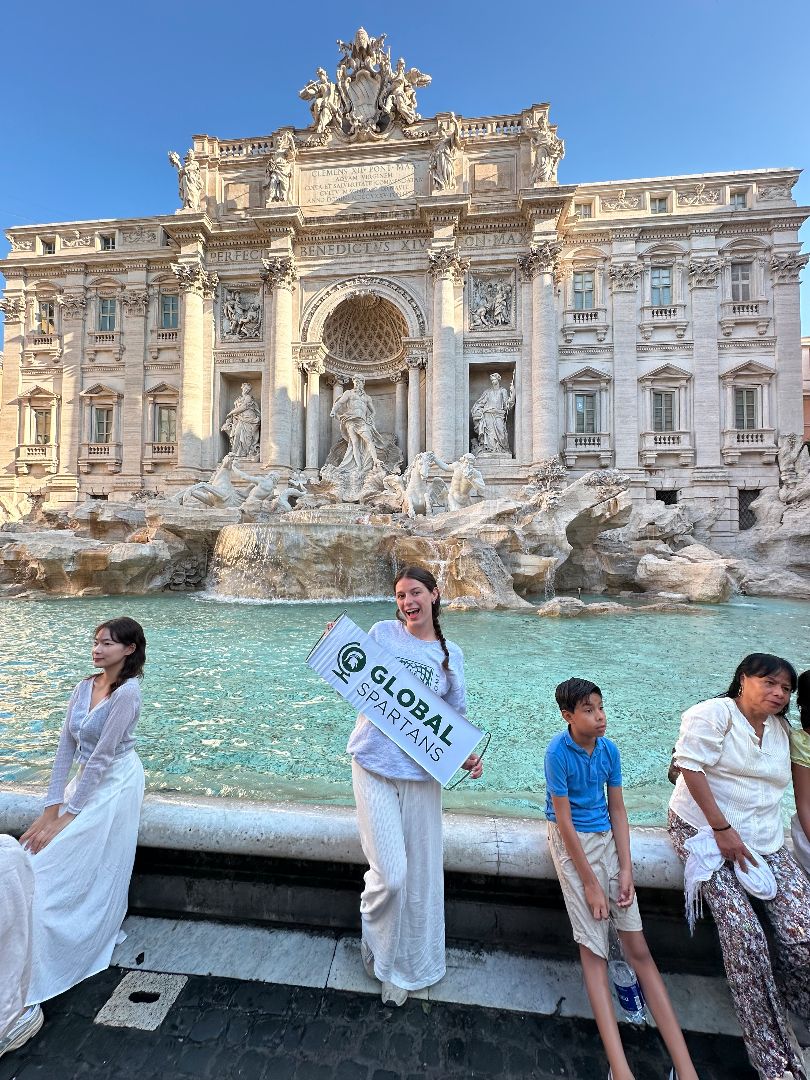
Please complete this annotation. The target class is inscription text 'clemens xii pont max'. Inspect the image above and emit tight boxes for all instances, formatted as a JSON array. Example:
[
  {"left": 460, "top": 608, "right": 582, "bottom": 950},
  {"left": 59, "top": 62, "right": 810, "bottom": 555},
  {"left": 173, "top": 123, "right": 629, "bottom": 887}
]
[{"left": 300, "top": 163, "right": 422, "bottom": 205}]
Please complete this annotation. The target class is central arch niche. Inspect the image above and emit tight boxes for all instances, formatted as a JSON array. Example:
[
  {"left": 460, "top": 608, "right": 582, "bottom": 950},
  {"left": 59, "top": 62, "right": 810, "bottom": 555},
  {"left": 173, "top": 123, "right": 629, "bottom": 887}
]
[{"left": 322, "top": 294, "right": 408, "bottom": 371}]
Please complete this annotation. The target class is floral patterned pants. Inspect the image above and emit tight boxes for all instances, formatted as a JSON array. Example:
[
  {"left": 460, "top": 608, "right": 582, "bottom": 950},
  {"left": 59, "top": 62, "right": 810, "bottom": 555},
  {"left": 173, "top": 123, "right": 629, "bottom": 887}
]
[{"left": 669, "top": 810, "right": 810, "bottom": 1080}]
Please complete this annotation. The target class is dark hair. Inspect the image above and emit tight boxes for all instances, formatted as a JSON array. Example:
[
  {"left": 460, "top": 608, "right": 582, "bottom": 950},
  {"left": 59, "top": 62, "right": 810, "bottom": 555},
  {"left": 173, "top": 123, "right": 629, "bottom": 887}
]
[
  {"left": 798, "top": 670, "right": 810, "bottom": 732},
  {"left": 724, "top": 653, "right": 797, "bottom": 718},
  {"left": 394, "top": 565, "right": 450, "bottom": 670},
  {"left": 94, "top": 617, "right": 146, "bottom": 693},
  {"left": 555, "top": 678, "right": 602, "bottom": 714}
]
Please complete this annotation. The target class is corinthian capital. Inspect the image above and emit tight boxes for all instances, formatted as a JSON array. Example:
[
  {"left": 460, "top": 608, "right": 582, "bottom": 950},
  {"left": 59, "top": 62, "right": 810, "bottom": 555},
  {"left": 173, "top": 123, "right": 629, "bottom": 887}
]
[
  {"left": 261, "top": 255, "right": 298, "bottom": 291},
  {"left": 771, "top": 251, "right": 809, "bottom": 284},
  {"left": 0, "top": 294, "right": 26, "bottom": 321},
  {"left": 608, "top": 261, "right": 642, "bottom": 292},
  {"left": 518, "top": 241, "right": 562, "bottom": 280},
  {"left": 688, "top": 257, "right": 725, "bottom": 289},
  {"left": 428, "top": 248, "right": 469, "bottom": 283},
  {"left": 56, "top": 293, "right": 88, "bottom": 320},
  {"left": 121, "top": 291, "right": 150, "bottom": 317},
  {"left": 171, "top": 261, "right": 218, "bottom": 297}
]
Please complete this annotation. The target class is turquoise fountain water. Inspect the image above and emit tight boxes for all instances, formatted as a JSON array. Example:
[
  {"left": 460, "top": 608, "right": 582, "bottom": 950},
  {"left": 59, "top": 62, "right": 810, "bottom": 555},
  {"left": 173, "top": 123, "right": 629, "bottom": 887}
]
[{"left": 2, "top": 594, "right": 809, "bottom": 822}]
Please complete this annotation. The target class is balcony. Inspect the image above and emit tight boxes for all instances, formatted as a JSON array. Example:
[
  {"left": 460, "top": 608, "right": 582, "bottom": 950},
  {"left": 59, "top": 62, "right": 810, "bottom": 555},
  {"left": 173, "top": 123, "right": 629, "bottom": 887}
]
[
  {"left": 721, "top": 427, "right": 777, "bottom": 465},
  {"left": 719, "top": 299, "right": 770, "bottom": 338},
  {"left": 639, "top": 430, "right": 694, "bottom": 467},
  {"left": 561, "top": 307, "right": 608, "bottom": 344},
  {"left": 15, "top": 443, "right": 59, "bottom": 475},
  {"left": 23, "top": 332, "right": 62, "bottom": 365},
  {"left": 86, "top": 331, "right": 122, "bottom": 362},
  {"left": 143, "top": 441, "right": 178, "bottom": 471},
  {"left": 148, "top": 327, "right": 181, "bottom": 359},
  {"left": 562, "top": 432, "right": 612, "bottom": 467},
  {"left": 78, "top": 441, "right": 123, "bottom": 474},
  {"left": 638, "top": 303, "right": 688, "bottom": 341}
]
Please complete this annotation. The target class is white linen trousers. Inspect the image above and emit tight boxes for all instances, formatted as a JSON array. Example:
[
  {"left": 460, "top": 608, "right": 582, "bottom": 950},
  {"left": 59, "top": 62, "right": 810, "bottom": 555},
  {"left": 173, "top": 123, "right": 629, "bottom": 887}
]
[
  {"left": 351, "top": 759, "right": 445, "bottom": 991},
  {"left": 0, "top": 835, "right": 34, "bottom": 1037},
  {"left": 26, "top": 750, "right": 145, "bottom": 1005}
]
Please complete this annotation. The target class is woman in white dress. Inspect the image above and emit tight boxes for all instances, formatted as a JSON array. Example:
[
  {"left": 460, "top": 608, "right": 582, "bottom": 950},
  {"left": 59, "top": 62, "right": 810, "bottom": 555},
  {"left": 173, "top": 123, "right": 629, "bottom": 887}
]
[
  {"left": 345, "top": 565, "right": 483, "bottom": 1006},
  {"left": 20, "top": 616, "right": 146, "bottom": 1005}
]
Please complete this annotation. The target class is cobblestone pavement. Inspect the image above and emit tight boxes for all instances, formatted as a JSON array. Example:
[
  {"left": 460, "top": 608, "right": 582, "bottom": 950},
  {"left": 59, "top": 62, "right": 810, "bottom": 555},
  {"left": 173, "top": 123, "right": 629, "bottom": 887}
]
[{"left": 0, "top": 967, "right": 756, "bottom": 1080}]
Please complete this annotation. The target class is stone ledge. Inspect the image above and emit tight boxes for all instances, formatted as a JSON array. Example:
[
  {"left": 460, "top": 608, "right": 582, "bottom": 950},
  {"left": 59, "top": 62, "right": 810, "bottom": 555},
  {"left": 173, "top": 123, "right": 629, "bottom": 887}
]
[{"left": 0, "top": 784, "right": 687, "bottom": 889}]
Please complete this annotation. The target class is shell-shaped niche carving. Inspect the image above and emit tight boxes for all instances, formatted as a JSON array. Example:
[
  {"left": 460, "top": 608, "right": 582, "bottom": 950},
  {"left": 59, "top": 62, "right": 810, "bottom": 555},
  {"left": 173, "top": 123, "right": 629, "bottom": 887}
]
[{"left": 323, "top": 294, "right": 407, "bottom": 365}]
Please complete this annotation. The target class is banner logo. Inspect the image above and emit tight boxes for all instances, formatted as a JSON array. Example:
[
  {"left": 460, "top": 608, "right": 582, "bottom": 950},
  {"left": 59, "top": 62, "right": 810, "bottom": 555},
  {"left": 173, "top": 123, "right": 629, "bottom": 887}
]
[{"left": 332, "top": 641, "right": 367, "bottom": 684}]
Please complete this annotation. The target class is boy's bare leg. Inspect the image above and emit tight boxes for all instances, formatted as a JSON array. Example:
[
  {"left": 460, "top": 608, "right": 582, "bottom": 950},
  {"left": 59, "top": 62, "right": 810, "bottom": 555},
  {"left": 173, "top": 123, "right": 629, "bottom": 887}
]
[
  {"left": 579, "top": 945, "right": 635, "bottom": 1080},
  {"left": 619, "top": 930, "right": 698, "bottom": 1080}
]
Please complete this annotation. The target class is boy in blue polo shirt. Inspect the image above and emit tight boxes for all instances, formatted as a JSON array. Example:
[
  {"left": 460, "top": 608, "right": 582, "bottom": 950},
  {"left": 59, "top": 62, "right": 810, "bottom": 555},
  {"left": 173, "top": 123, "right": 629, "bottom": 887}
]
[{"left": 545, "top": 678, "right": 697, "bottom": 1080}]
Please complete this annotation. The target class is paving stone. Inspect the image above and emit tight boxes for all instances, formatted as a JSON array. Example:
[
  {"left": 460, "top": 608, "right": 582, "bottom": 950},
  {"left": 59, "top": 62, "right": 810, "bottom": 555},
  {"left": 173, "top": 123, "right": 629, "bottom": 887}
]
[
  {"left": 334, "top": 1061, "right": 370, "bottom": 1080},
  {"left": 187, "top": 1007, "right": 229, "bottom": 1043}
]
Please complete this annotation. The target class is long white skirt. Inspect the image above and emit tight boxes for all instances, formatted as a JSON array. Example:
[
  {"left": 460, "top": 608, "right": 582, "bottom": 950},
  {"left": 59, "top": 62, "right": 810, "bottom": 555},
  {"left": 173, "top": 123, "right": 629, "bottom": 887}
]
[
  {"left": 351, "top": 760, "right": 445, "bottom": 991},
  {"left": 0, "top": 835, "right": 34, "bottom": 1036},
  {"left": 26, "top": 751, "right": 144, "bottom": 1005}
]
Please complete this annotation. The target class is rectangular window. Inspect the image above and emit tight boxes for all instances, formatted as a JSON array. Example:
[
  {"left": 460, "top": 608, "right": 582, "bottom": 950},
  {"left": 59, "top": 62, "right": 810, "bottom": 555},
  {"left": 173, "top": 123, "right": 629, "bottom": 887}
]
[
  {"left": 92, "top": 407, "right": 114, "bottom": 443},
  {"left": 160, "top": 294, "right": 179, "bottom": 329},
  {"left": 155, "top": 405, "right": 177, "bottom": 443},
  {"left": 731, "top": 261, "right": 752, "bottom": 302},
  {"left": 574, "top": 202, "right": 592, "bottom": 219},
  {"left": 738, "top": 489, "right": 759, "bottom": 531},
  {"left": 41, "top": 239, "right": 55, "bottom": 255},
  {"left": 100, "top": 234, "right": 115, "bottom": 251},
  {"left": 98, "top": 298, "right": 116, "bottom": 331},
  {"left": 734, "top": 387, "right": 757, "bottom": 430},
  {"left": 37, "top": 301, "right": 56, "bottom": 335},
  {"left": 33, "top": 409, "right": 51, "bottom": 445},
  {"left": 652, "top": 391, "right": 675, "bottom": 432},
  {"left": 730, "top": 191, "right": 747, "bottom": 209},
  {"left": 650, "top": 196, "right": 668, "bottom": 214},
  {"left": 650, "top": 267, "right": 672, "bottom": 306},
  {"left": 572, "top": 271, "right": 595, "bottom": 311},
  {"left": 655, "top": 489, "right": 678, "bottom": 506},
  {"left": 574, "top": 393, "right": 596, "bottom": 434}
]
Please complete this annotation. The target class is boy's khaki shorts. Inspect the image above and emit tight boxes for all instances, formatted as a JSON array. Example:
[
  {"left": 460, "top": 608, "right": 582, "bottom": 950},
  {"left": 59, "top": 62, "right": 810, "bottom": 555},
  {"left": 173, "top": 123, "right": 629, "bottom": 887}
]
[{"left": 547, "top": 821, "right": 643, "bottom": 960}]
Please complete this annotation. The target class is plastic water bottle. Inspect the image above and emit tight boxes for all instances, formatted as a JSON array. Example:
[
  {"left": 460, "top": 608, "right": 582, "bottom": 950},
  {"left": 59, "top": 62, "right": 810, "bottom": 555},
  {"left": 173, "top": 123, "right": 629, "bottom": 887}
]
[{"left": 608, "top": 922, "right": 647, "bottom": 1024}]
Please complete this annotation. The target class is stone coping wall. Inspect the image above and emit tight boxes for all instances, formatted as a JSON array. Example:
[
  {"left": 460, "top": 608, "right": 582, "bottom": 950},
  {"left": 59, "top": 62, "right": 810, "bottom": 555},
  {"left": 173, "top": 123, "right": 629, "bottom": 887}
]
[{"left": 0, "top": 785, "right": 686, "bottom": 890}]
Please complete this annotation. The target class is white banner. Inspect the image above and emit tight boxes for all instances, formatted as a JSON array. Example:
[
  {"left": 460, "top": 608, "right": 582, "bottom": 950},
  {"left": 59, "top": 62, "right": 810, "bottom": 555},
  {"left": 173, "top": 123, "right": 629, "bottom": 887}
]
[{"left": 306, "top": 614, "right": 484, "bottom": 786}]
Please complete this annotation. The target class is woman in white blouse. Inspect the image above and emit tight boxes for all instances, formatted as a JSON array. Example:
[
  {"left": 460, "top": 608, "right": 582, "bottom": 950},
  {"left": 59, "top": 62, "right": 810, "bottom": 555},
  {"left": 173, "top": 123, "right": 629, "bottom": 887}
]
[
  {"left": 668, "top": 653, "right": 809, "bottom": 1080},
  {"left": 20, "top": 617, "right": 146, "bottom": 1007}
]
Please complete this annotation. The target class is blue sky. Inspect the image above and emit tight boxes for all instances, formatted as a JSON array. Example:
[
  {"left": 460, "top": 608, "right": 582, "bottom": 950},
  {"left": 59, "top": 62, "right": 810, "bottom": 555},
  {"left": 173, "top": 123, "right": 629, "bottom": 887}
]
[{"left": 1, "top": 0, "right": 808, "bottom": 341}]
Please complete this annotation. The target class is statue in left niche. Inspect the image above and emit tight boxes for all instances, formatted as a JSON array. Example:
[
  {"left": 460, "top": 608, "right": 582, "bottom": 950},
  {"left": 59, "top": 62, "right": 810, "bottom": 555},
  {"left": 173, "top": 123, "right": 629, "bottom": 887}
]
[
  {"left": 299, "top": 68, "right": 341, "bottom": 135},
  {"left": 221, "top": 383, "right": 260, "bottom": 461},
  {"left": 168, "top": 149, "right": 203, "bottom": 212}
]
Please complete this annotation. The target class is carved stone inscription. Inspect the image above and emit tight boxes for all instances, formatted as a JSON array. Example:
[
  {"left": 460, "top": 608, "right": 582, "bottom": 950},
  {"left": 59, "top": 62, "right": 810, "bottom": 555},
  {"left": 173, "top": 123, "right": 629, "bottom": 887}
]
[{"left": 300, "top": 162, "right": 425, "bottom": 204}]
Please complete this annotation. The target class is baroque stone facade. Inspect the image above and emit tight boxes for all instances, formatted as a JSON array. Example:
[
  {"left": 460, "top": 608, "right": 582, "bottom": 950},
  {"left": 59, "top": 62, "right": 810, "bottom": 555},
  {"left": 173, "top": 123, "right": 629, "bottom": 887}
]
[{"left": 0, "top": 27, "right": 807, "bottom": 535}]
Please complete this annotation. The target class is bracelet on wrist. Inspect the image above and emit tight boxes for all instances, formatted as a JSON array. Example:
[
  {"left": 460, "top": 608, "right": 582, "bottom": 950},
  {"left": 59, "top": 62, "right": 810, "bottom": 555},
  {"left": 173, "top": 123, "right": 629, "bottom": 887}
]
[{"left": 712, "top": 823, "right": 732, "bottom": 832}]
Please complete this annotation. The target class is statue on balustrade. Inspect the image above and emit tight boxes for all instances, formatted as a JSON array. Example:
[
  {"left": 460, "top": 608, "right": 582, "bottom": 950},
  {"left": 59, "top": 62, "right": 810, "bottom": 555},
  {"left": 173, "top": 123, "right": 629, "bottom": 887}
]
[
  {"left": 221, "top": 383, "right": 260, "bottom": 461},
  {"left": 529, "top": 116, "right": 565, "bottom": 185},
  {"left": 168, "top": 148, "right": 203, "bottom": 212},
  {"left": 430, "top": 114, "right": 460, "bottom": 191},
  {"left": 265, "top": 131, "right": 296, "bottom": 203},
  {"left": 431, "top": 452, "right": 486, "bottom": 511},
  {"left": 299, "top": 68, "right": 341, "bottom": 134},
  {"left": 471, "top": 372, "right": 515, "bottom": 455}
]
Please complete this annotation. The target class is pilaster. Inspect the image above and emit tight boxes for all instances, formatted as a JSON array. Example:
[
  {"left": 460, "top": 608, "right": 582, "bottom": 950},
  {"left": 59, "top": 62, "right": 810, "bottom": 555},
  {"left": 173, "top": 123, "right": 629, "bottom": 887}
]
[
  {"left": 0, "top": 292, "right": 25, "bottom": 494},
  {"left": 173, "top": 260, "right": 218, "bottom": 476},
  {"left": 428, "top": 248, "right": 467, "bottom": 461},
  {"left": 120, "top": 287, "right": 149, "bottom": 479},
  {"left": 771, "top": 252, "right": 809, "bottom": 438},
  {"left": 519, "top": 241, "right": 561, "bottom": 462},
  {"left": 688, "top": 257, "right": 724, "bottom": 467},
  {"left": 608, "top": 259, "right": 642, "bottom": 470},
  {"left": 51, "top": 288, "right": 87, "bottom": 499},
  {"left": 261, "top": 255, "right": 298, "bottom": 469}
]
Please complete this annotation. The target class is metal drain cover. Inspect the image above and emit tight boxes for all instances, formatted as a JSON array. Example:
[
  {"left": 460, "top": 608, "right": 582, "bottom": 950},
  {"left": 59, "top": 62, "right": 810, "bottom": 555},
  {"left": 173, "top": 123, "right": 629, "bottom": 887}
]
[{"left": 94, "top": 971, "right": 188, "bottom": 1030}]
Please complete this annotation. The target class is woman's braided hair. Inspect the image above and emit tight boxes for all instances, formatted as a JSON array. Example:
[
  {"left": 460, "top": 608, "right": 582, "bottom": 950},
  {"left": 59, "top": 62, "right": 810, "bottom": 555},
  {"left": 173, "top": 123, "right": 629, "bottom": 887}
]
[{"left": 394, "top": 565, "right": 450, "bottom": 671}]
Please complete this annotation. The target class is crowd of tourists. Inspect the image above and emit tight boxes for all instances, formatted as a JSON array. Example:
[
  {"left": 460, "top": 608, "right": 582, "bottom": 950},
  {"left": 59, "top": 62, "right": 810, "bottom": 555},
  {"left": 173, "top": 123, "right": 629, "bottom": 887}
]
[{"left": 1, "top": 565, "right": 809, "bottom": 1080}]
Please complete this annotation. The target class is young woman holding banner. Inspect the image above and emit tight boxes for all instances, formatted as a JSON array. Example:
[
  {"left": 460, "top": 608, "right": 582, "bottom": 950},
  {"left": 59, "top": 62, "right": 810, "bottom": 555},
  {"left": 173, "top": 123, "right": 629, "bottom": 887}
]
[{"left": 345, "top": 565, "right": 483, "bottom": 1006}]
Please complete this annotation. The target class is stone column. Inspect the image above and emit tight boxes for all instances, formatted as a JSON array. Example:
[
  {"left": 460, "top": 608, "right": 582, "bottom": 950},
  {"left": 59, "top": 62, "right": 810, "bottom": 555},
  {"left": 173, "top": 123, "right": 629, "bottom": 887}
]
[
  {"left": 173, "top": 261, "right": 218, "bottom": 476},
  {"left": 392, "top": 372, "right": 407, "bottom": 460},
  {"left": 428, "top": 249, "right": 467, "bottom": 462},
  {"left": 120, "top": 290, "right": 149, "bottom": 479},
  {"left": 608, "top": 260, "right": 642, "bottom": 470},
  {"left": 0, "top": 293, "right": 26, "bottom": 493},
  {"left": 302, "top": 357, "right": 325, "bottom": 472},
  {"left": 329, "top": 376, "right": 345, "bottom": 447},
  {"left": 771, "top": 252, "right": 809, "bottom": 438},
  {"left": 261, "top": 256, "right": 298, "bottom": 469},
  {"left": 405, "top": 354, "right": 424, "bottom": 463},
  {"left": 518, "top": 241, "right": 561, "bottom": 463},
  {"left": 54, "top": 293, "right": 87, "bottom": 494},
  {"left": 688, "top": 257, "right": 724, "bottom": 467}
]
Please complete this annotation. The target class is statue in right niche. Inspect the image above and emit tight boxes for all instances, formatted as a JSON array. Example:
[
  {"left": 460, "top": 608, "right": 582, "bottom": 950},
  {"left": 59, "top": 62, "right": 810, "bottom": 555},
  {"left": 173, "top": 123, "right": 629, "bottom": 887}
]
[{"left": 471, "top": 372, "right": 515, "bottom": 455}]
